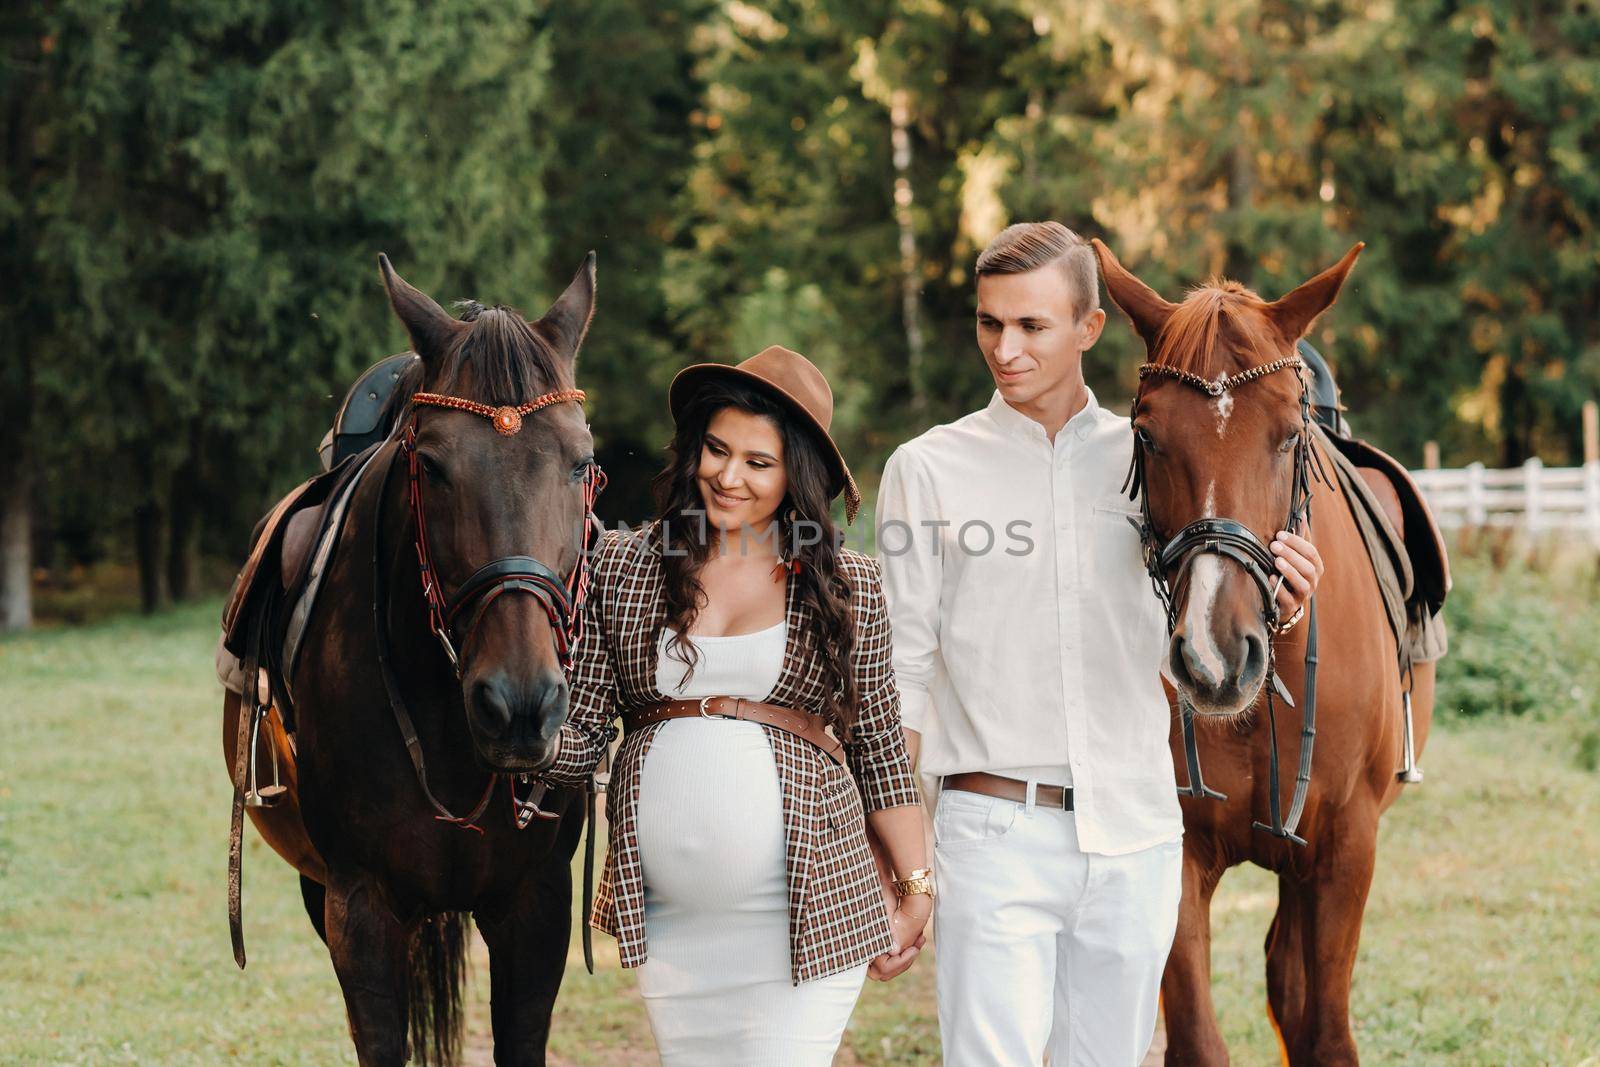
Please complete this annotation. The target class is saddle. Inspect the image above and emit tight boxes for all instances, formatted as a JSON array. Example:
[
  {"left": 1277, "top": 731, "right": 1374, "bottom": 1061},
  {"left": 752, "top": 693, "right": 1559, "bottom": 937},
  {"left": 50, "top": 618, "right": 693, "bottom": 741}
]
[
  {"left": 220, "top": 443, "right": 384, "bottom": 725},
  {"left": 221, "top": 353, "right": 417, "bottom": 721}
]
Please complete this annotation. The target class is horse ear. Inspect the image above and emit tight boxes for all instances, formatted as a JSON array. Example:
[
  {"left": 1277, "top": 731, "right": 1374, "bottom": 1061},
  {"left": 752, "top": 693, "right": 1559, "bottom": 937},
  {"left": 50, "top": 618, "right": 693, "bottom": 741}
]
[
  {"left": 377, "top": 254, "right": 461, "bottom": 361},
  {"left": 1091, "top": 239, "right": 1176, "bottom": 352},
  {"left": 537, "top": 251, "right": 597, "bottom": 361},
  {"left": 1268, "top": 243, "right": 1364, "bottom": 344}
]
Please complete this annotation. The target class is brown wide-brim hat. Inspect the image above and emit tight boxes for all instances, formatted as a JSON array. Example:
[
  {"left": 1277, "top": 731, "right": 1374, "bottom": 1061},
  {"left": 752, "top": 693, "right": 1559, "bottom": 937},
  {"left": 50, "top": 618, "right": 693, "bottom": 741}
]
[{"left": 668, "top": 344, "right": 862, "bottom": 525}]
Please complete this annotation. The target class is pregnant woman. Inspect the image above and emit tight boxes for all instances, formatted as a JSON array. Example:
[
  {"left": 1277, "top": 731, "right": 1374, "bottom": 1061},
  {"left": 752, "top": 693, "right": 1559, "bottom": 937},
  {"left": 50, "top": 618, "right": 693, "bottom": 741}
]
[{"left": 539, "top": 345, "right": 931, "bottom": 1065}]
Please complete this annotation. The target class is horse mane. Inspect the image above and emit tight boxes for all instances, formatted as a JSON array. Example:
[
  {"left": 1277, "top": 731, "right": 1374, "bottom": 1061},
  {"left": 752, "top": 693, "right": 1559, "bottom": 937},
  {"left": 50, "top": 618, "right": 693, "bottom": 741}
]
[
  {"left": 396, "top": 301, "right": 572, "bottom": 408},
  {"left": 1152, "top": 281, "right": 1287, "bottom": 378}
]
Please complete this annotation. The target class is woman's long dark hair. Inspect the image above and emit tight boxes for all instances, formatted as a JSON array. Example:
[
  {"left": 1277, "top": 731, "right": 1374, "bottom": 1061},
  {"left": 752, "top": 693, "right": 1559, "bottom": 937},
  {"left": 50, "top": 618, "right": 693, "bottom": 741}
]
[{"left": 652, "top": 378, "right": 861, "bottom": 733}]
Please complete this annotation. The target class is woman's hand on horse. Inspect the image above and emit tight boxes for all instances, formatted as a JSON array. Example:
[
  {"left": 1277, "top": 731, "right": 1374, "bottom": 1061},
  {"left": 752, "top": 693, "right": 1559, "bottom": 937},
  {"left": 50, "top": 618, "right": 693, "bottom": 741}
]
[{"left": 1270, "top": 529, "right": 1323, "bottom": 616}]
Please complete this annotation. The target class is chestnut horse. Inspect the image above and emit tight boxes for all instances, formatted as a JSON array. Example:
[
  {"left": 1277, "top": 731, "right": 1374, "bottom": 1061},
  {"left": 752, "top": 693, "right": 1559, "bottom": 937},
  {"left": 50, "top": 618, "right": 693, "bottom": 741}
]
[
  {"left": 222, "top": 253, "right": 603, "bottom": 1066},
  {"left": 1093, "top": 241, "right": 1434, "bottom": 1066}
]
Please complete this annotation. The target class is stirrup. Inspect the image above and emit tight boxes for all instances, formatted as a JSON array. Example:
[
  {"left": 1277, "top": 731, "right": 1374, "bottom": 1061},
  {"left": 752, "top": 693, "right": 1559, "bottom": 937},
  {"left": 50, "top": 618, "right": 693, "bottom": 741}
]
[
  {"left": 1397, "top": 691, "right": 1424, "bottom": 784},
  {"left": 243, "top": 704, "right": 288, "bottom": 808}
]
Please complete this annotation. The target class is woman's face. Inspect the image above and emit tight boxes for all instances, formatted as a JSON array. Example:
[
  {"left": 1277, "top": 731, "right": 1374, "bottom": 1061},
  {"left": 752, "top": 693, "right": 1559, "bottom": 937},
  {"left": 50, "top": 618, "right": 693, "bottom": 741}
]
[{"left": 696, "top": 406, "right": 789, "bottom": 539}]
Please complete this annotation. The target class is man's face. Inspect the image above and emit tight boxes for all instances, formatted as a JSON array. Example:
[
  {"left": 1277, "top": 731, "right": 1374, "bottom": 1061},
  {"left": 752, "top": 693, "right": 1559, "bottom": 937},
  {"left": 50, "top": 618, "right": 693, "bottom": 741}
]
[{"left": 975, "top": 264, "right": 1106, "bottom": 409}]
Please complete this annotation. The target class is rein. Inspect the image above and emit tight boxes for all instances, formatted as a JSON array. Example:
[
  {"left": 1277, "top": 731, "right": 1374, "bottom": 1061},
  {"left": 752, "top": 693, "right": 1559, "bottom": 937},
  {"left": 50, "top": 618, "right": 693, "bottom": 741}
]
[
  {"left": 1124, "top": 355, "right": 1327, "bottom": 845},
  {"left": 372, "top": 387, "right": 606, "bottom": 834}
]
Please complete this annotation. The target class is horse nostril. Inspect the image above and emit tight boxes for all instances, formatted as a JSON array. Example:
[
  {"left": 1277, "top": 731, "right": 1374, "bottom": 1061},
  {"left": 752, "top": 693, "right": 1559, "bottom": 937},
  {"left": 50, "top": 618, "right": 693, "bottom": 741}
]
[
  {"left": 1176, "top": 633, "right": 1222, "bottom": 691},
  {"left": 1239, "top": 632, "right": 1267, "bottom": 692},
  {"left": 530, "top": 676, "right": 569, "bottom": 741},
  {"left": 472, "top": 676, "right": 516, "bottom": 733}
]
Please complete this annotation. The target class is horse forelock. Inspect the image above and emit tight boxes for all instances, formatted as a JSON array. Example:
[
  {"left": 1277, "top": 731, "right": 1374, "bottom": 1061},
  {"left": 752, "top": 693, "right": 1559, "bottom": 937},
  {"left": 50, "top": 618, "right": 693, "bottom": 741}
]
[
  {"left": 429, "top": 305, "right": 572, "bottom": 407},
  {"left": 1151, "top": 282, "right": 1286, "bottom": 381}
]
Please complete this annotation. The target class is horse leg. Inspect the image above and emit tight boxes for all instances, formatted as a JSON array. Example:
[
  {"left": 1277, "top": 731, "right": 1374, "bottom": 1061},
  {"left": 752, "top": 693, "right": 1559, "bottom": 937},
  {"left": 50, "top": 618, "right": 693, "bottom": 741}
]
[
  {"left": 1296, "top": 824, "right": 1378, "bottom": 1066},
  {"left": 300, "top": 874, "right": 328, "bottom": 944},
  {"left": 476, "top": 857, "right": 574, "bottom": 1066},
  {"left": 1162, "top": 842, "right": 1230, "bottom": 1066},
  {"left": 1264, "top": 878, "right": 1308, "bottom": 1066},
  {"left": 323, "top": 872, "right": 412, "bottom": 1067}
]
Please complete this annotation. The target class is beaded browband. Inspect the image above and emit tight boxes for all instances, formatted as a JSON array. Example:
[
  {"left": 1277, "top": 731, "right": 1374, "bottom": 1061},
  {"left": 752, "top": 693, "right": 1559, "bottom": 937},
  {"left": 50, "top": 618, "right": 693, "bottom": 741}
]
[
  {"left": 1137, "top": 355, "right": 1303, "bottom": 398},
  {"left": 411, "top": 388, "right": 588, "bottom": 436}
]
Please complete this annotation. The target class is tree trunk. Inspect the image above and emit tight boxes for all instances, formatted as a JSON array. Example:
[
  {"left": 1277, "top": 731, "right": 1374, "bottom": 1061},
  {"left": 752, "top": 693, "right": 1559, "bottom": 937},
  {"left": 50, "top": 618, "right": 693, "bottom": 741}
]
[
  {"left": 134, "top": 448, "right": 167, "bottom": 614},
  {"left": 1499, "top": 363, "right": 1529, "bottom": 467},
  {"left": 135, "top": 502, "right": 166, "bottom": 614},
  {"left": 0, "top": 459, "right": 31, "bottom": 632},
  {"left": 166, "top": 428, "right": 201, "bottom": 602},
  {"left": 890, "top": 89, "right": 927, "bottom": 417}
]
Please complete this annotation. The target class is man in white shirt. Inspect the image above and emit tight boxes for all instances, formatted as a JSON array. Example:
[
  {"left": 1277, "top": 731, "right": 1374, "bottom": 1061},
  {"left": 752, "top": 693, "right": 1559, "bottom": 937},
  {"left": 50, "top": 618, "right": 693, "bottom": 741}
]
[{"left": 875, "top": 222, "right": 1322, "bottom": 1065}]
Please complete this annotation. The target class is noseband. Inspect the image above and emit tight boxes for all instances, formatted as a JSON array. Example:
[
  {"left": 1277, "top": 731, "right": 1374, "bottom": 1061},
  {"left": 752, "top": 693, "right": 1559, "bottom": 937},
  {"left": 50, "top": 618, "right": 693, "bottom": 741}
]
[
  {"left": 1124, "top": 354, "right": 1326, "bottom": 845},
  {"left": 373, "top": 386, "right": 607, "bottom": 833}
]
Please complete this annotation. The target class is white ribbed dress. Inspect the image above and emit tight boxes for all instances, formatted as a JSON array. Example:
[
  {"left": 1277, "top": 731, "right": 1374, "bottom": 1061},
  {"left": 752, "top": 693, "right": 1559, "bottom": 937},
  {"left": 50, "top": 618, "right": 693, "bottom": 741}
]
[{"left": 635, "top": 622, "right": 869, "bottom": 1066}]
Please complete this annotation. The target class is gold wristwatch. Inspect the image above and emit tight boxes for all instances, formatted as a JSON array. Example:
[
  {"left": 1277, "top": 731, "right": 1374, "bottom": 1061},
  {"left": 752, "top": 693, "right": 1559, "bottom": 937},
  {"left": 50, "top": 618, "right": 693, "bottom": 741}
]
[{"left": 892, "top": 868, "right": 934, "bottom": 898}]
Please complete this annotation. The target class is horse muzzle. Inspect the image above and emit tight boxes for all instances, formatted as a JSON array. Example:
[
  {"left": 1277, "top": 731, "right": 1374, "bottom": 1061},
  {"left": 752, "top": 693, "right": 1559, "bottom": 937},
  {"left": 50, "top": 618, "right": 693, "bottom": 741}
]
[
  {"left": 1167, "top": 624, "right": 1268, "bottom": 717},
  {"left": 465, "top": 670, "right": 569, "bottom": 772}
]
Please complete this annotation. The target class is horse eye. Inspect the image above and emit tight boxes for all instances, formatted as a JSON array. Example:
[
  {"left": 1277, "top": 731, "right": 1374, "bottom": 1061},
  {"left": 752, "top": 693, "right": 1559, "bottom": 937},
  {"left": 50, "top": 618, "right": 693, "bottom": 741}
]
[
  {"left": 418, "top": 453, "right": 449, "bottom": 484},
  {"left": 1279, "top": 432, "right": 1300, "bottom": 454},
  {"left": 1135, "top": 426, "right": 1157, "bottom": 453}
]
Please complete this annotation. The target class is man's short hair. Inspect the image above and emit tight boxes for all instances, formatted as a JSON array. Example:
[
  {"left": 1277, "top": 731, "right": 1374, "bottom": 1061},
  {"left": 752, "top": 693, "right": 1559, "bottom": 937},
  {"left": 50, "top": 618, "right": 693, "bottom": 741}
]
[{"left": 975, "top": 221, "right": 1101, "bottom": 321}]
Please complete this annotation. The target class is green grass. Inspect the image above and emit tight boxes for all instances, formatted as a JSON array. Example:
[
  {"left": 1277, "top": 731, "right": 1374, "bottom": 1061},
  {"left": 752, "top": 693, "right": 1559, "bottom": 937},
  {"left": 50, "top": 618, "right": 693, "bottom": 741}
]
[{"left": 3, "top": 562, "right": 1598, "bottom": 1065}]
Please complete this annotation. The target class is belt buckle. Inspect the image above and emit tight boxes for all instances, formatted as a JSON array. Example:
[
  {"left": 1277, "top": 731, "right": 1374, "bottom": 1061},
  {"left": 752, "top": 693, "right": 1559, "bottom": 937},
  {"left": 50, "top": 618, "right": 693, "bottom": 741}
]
[{"left": 697, "top": 696, "right": 726, "bottom": 720}]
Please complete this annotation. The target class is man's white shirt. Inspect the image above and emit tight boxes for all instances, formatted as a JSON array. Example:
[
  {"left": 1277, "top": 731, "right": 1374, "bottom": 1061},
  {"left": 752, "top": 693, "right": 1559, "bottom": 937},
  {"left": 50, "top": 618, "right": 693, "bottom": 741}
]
[{"left": 876, "top": 388, "right": 1183, "bottom": 856}]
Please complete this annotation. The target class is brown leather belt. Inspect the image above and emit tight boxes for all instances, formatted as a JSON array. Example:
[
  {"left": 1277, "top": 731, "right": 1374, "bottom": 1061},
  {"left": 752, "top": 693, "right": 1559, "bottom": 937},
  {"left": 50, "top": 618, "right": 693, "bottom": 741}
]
[
  {"left": 625, "top": 697, "right": 847, "bottom": 767},
  {"left": 943, "top": 771, "right": 1074, "bottom": 811}
]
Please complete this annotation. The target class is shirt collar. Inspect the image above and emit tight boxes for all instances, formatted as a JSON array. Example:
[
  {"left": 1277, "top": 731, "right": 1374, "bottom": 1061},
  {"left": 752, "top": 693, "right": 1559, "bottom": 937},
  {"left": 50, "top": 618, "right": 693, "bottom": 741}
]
[{"left": 984, "top": 387, "right": 1103, "bottom": 442}]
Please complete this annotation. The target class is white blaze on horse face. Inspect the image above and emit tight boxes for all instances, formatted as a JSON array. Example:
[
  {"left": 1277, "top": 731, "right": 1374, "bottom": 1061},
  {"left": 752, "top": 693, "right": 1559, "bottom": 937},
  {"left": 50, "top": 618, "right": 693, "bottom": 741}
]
[
  {"left": 1215, "top": 392, "right": 1234, "bottom": 437},
  {"left": 1203, "top": 481, "right": 1216, "bottom": 518},
  {"left": 1181, "top": 555, "right": 1228, "bottom": 688}
]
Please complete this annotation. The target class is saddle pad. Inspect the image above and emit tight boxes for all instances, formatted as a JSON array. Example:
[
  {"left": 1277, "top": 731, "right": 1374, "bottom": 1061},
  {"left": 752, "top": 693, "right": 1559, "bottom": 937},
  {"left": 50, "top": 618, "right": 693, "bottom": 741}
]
[
  {"left": 279, "top": 441, "right": 388, "bottom": 694},
  {"left": 1322, "top": 428, "right": 1452, "bottom": 615},
  {"left": 1315, "top": 426, "right": 1449, "bottom": 665}
]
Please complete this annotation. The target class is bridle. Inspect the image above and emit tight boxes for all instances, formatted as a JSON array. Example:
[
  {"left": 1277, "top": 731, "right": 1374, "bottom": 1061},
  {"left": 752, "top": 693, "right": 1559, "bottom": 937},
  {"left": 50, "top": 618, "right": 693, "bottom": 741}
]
[
  {"left": 372, "top": 388, "right": 607, "bottom": 833},
  {"left": 403, "top": 390, "right": 604, "bottom": 676},
  {"left": 1123, "top": 353, "right": 1327, "bottom": 845}
]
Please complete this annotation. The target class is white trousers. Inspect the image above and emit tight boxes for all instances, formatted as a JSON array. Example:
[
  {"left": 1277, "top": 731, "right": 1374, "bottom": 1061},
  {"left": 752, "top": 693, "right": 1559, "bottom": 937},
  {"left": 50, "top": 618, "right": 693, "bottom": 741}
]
[{"left": 932, "top": 786, "right": 1183, "bottom": 1067}]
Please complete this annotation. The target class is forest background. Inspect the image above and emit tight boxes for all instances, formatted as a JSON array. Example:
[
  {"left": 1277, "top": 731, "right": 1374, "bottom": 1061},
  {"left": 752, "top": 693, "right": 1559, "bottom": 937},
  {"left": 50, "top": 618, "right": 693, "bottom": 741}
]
[{"left": 3, "top": 0, "right": 1598, "bottom": 627}]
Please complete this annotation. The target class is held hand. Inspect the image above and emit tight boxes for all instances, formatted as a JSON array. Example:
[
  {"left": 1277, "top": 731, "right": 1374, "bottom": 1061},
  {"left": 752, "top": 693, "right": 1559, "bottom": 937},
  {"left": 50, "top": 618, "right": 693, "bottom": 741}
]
[
  {"left": 1270, "top": 529, "right": 1323, "bottom": 621},
  {"left": 868, "top": 894, "right": 931, "bottom": 982}
]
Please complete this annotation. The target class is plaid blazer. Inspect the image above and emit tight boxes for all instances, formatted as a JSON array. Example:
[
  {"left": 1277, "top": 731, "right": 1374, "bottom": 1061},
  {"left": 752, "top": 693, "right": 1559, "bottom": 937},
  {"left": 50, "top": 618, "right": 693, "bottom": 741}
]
[{"left": 542, "top": 520, "right": 921, "bottom": 984}]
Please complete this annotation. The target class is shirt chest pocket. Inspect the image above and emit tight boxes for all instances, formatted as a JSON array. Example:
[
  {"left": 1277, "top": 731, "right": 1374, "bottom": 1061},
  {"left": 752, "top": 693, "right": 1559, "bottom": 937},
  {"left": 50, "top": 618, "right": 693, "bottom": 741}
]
[
  {"left": 1089, "top": 500, "right": 1149, "bottom": 578},
  {"left": 1088, "top": 500, "right": 1168, "bottom": 636}
]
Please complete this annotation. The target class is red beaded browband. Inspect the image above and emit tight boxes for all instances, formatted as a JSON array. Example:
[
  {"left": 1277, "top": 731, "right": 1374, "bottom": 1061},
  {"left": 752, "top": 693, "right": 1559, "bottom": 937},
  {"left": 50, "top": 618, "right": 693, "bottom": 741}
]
[{"left": 410, "top": 388, "right": 588, "bottom": 436}]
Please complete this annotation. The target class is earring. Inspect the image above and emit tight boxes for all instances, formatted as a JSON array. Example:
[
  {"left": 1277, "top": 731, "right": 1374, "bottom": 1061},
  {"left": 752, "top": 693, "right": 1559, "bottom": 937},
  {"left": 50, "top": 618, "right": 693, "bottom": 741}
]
[{"left": 779, "top": 507, "right": 803, "bottom": 576}]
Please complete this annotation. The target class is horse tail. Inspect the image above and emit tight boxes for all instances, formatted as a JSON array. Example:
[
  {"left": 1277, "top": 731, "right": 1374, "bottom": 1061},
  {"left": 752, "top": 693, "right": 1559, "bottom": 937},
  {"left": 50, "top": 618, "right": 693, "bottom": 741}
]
[{"left": 406, "top": 911, "right": 471, "bottom": 1066}]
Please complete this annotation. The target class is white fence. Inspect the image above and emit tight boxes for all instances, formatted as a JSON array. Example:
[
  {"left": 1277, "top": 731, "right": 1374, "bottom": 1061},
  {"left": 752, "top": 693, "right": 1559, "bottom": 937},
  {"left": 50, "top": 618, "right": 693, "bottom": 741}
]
[{"left": 1410, "top": 459, "right": 1600, "bottom": 544}]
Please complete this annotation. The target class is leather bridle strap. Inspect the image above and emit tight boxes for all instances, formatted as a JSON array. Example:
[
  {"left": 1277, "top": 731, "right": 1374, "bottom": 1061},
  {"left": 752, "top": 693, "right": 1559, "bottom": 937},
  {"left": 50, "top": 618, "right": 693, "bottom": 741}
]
[
  {"left": 1254, "top": 596, "right": 1318, "bottom": 845},
  {"left": 371, "top": 444, "right": 500, "bottom": 832}
]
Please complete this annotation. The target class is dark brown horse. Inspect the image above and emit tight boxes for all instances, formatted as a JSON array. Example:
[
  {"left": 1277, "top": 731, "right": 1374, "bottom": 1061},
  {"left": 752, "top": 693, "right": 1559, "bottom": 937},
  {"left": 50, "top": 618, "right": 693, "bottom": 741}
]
[
  {"left": 223, "top": 253, "right": 603, "bottom": 1065},
  {"left": 1093, "top": 241, "right": 1435, "bottom": 1066}
]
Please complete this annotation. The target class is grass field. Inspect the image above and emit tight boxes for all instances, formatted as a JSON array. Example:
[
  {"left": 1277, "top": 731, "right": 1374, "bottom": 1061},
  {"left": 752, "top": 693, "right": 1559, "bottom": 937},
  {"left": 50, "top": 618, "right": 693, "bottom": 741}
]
[{"left": 3, "top": 556, "right": 1598, "bottom": 1065}]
